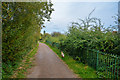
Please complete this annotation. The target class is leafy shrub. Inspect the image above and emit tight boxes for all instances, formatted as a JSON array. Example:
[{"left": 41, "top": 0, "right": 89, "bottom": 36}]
[
  {"left": 2, "top": 2, "right": 54, "bottom": 77},
  {"left": 60, "top": 14, "right": 120, "bottom": 56}
]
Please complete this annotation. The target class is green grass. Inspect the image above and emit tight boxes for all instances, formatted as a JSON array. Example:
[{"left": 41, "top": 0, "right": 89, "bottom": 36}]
[
  {"left": 10, "top": 43, "right": 39, "bottom": 78},
  {"left": 45, "top": 42, "right": 98, "bottom": 78}
]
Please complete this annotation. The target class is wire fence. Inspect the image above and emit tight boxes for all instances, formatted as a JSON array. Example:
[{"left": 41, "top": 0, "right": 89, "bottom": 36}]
[{"left": 45, "top": 40, "right": 120, "bottom": 79}]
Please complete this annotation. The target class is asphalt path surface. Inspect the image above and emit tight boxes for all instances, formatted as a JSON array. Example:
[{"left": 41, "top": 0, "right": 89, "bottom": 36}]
[{"left": 27, "top": 43, "right": 77, "bottom": 78}]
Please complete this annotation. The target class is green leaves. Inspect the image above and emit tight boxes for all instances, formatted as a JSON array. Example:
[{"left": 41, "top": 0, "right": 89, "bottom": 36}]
[
  {"left": 2, "top": 2, "right": 54, "bottom": 78},
  {"left": 61, "top": 15, "right": 120, "bottom": 57}
]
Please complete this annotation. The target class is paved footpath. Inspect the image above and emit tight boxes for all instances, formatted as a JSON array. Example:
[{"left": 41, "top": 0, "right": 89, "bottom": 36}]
[{"left": 27, "top": 43, "right": 77, "bottom": 78}]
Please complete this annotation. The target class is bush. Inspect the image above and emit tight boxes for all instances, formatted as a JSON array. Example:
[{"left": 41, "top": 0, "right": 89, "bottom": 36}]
[
  {"left": 2, "top": 2, "right": 54, "bottom": 78},
  {"left": 61, "top": 15, "right": 120, "bottom": 56}
]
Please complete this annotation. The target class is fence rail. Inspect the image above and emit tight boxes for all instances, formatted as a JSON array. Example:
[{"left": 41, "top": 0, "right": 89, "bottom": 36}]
[
  {"left": 45, "top": 40, "right": 120, "bottom": 79},
  {"left": 86, "top": 49, "right": 120, "bottom": 79}
]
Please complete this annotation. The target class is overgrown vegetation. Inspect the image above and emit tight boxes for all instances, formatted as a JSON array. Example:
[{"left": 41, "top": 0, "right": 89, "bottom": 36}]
[
  {"left": 60, "top": 12, "right": 120, "bottom": 56},
  {"left": 2, "top": 2, "right": 54, "bottom": 78},
  {"left": 11, "top": 43, "right": 39, "bottom": 78}
]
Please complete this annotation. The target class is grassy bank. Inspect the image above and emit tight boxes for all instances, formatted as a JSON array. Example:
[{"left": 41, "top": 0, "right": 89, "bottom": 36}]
[
  {"left": 10, "top": 43, "right": 39, "bottom": 78},
  {"left": 45, "top": 42, "right": 98, "bottom": 78}
]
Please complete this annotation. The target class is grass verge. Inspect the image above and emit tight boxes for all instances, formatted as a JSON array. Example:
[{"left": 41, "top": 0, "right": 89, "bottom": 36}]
[
  {"left": 10, "top": 43, "right": 39, "bottom": 78},
  {"left": 45, "top": 42, "right": 98, "bottom": 78}
]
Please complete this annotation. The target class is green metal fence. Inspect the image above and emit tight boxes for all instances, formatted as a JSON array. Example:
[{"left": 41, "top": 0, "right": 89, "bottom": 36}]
[
  {"left": 85, "top": 49, "right": 120, "bottom": 79},
  {"left": 45, "top": 40, "right": 120, "bottom": 79},
  {"left": 46, "top": 40, "right": 60, "bottom": 48}
]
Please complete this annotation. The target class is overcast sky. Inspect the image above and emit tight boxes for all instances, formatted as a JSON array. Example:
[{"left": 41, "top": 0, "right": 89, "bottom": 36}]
[{"left": 41, "top": 2, "right": 118, "bottom": 34}]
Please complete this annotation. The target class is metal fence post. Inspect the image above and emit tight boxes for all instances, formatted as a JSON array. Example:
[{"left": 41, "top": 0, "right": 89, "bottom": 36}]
[
  {"left": 117, "top": 58, "right": 119, "bottom": 79},
  {"left": 114, "top": 58, "right": 116, "bottom": 79}
]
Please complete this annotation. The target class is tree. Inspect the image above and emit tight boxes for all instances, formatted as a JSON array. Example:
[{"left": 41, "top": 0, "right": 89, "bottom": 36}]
[
  {"left": 44, "top": 30, "right": 46, "bottom": 35},
  {"left": 2, "top": 2, "right": 54, "bottom": 77},
  {"left": 51, "top": 32, "right": 62, "bottom": 37}
]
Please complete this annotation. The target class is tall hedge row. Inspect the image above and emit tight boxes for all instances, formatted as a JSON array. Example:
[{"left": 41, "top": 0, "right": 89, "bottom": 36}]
[
  {"left": 2, "top": 2, "right": 54, "bottom": 77},
  {"left": 60, "top": 16, "right": 120, "bottom": 56}
]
